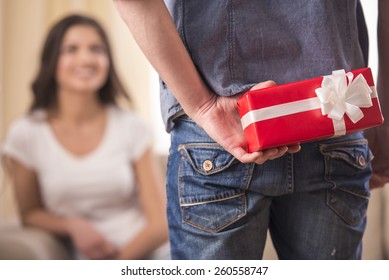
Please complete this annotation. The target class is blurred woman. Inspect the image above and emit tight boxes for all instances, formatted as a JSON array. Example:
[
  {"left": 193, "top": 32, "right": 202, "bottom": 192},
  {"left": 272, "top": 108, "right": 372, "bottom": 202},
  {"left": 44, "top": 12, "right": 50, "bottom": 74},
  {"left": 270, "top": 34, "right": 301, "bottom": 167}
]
[{"left": 2, "top": 14, "right": 168, "bottom": 260}]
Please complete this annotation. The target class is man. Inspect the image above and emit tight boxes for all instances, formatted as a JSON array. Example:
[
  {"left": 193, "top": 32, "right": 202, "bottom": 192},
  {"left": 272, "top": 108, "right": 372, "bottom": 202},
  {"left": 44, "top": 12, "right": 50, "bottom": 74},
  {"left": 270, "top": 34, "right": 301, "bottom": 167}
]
[{"left": 114, "top": 0, "right": 389, "bottom": 259}]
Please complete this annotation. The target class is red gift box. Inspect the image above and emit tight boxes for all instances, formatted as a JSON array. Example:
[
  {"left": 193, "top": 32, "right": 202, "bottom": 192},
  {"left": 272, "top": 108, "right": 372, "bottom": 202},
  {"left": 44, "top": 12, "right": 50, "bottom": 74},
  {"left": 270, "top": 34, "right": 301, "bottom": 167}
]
[{"left": 237, "top": 68, "right": 384, "bottom": 152}]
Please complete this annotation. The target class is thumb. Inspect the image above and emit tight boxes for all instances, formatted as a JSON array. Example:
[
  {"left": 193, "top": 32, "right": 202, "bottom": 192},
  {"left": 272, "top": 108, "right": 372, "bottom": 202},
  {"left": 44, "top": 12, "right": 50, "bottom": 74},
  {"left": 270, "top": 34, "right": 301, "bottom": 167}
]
[{"left": 250, "top": 80, "right": 276, "bottom": 91}]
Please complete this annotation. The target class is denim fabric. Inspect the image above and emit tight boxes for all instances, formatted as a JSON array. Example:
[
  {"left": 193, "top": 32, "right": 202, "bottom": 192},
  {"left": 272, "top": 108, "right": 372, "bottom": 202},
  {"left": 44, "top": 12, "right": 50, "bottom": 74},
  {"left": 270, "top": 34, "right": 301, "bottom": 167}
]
[
  {"left": 161, "top": 0, "right": 366, "bottom": 131},
  {"left": 167, "top": 116, "right": 372, "bottom": 259}
]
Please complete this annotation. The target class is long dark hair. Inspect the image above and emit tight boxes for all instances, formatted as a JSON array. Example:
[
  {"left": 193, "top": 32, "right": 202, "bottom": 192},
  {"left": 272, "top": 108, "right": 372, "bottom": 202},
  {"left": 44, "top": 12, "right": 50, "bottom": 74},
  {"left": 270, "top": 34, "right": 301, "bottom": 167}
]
[{"left": 30, "top": 14, "right": 129, "bottom": 112}]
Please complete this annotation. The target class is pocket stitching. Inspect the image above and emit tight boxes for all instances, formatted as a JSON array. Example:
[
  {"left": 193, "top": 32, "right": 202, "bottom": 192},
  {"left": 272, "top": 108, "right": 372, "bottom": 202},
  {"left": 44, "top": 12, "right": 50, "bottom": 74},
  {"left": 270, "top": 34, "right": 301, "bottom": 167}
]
[
  {"left": 321, "top": 138, "right": 371, "bottom": 226},
  {"left": 180, "top": 192, "right": 245, "bottom": 207},
  {"left": 319, "top": 139, "right": 368, "bottom": 151},
  {"left": 326, "top": 189, "right": 368, "bottom": 226},
  {"left": 320, "top": 138, "right": 373, "bottom": 179},
  {"left": 177, "top": 143, "right": 250, "bottom": 233},
  {"left": 178, "top": 143, "right": 236, "bottom": 175},
  {"left": 181, "top": 194, "right": 247, "bottom": 233}
]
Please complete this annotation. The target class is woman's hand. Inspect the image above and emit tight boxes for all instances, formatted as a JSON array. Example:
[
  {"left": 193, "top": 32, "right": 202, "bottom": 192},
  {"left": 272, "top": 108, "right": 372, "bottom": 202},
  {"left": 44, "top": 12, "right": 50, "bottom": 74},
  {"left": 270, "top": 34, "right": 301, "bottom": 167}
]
[
  {"left": 66, "top": 217, "right": 118, "bottom": 259},
  {"left": 192, "top": 81, "right": 301, "bottom": 164}
]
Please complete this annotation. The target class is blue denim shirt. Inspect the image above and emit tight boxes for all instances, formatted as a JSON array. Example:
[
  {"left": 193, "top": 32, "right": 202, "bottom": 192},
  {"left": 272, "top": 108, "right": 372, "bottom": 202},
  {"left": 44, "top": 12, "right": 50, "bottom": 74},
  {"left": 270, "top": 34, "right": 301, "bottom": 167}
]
[{"left": 161, "top": 0, "right": 366, "bottom": 132}]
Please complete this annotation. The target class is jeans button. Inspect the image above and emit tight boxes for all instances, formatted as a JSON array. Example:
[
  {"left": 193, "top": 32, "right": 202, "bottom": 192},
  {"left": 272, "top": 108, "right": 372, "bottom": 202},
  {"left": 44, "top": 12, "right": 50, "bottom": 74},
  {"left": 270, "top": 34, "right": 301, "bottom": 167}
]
[
  {"left": 202, "top": 160, "right": 213, "bottom": 171},
  {"left": 358, "top": 155, "right": 366, "bottom": 167}
]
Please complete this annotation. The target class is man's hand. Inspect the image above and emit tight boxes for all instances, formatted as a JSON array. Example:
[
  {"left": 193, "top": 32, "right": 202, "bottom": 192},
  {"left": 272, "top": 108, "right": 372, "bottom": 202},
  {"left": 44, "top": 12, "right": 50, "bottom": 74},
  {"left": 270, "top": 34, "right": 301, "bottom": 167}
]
[
  {"left": 365, "top": 125, "right": 389, "bottom": 189},
  {"left": 192, "top": 81, "right": 301, "bottom": 164}
]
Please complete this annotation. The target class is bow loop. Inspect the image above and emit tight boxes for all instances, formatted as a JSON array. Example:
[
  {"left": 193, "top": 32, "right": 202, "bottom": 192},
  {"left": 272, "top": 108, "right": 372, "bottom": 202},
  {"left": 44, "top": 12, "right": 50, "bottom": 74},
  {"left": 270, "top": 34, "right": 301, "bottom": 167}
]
[{"left": 314, "top": 69, "right": 372, "bottom": 123}]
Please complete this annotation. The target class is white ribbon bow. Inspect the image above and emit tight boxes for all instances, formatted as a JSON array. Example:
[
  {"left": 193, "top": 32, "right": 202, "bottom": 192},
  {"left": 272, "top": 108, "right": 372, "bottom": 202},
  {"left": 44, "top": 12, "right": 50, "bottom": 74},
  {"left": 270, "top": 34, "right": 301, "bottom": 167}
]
[{"left": 315, "top": 69, "right": 372, "bottom": 123}]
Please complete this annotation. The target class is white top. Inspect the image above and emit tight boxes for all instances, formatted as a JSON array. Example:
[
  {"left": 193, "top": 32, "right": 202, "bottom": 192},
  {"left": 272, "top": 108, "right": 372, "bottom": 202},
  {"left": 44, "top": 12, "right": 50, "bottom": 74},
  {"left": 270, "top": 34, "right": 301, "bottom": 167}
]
[{"left": 2, "top": 106, "right": 152, "bottom": 257}]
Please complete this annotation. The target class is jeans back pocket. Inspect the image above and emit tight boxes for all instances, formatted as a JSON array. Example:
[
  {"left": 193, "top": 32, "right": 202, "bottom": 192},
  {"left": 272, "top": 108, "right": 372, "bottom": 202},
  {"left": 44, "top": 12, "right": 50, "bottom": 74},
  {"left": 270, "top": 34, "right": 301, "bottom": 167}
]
[
  {"left": 320, "top": 139, "right": 372, "bottom": 226},
  {"left": 178, "top": 143, "right": 254, "bottom": 233}
]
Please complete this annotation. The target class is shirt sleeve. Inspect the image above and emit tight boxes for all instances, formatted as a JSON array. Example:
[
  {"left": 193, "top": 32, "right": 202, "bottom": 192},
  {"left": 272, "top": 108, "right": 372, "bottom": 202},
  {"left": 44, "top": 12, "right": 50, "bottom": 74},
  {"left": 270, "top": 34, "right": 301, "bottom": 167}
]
[{"left": 1, "top": 117, "right": 35, "bottom": 169}]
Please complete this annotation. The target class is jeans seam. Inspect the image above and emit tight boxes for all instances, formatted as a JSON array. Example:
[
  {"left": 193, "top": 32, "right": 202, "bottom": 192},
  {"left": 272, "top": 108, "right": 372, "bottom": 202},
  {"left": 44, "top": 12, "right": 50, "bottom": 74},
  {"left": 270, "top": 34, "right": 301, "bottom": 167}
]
[
  {"left": 242, "top": 163, "right": 255, "bottom": 191},
  {"left": 182, "top": 195, "right": 247, "bottom": 233},
  {"left": 177, "top": 143, "right": 249, "bottom": 233},
  {"left": 287, "top": 153, "right": 294, "bottom": 193},
  {"left": 336, "top": 188, "right": 370, "bottom": 200},
  {"left": 178, "top": 143, "right": 222, "bottom": 149},
  {"left": 326, "top": 189, "right": 367, "bottom": 226},
  {"left": 319, "top": 139, "right": 368, "bottom": 151},
  {"left": 180, "top": 192, "right": 245, "bottom": 207}
]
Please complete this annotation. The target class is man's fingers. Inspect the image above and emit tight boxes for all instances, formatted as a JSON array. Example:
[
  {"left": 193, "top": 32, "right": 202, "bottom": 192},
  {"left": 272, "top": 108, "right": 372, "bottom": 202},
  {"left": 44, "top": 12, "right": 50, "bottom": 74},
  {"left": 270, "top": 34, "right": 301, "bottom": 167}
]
[
  {"left": 264, "top": 147, "right": 288, "bottom": 160},
  {"left": 231, "top": 145, "right": 303, "bottom": 164},
  {"left": 370, "top": 173, "right": 389, "bottom": 189},
  {"left": 250, "top": 80, "right": 276, "bottom": 91},
  {"left": 231, "top": 147, "right": 263, "bottom": 163},
  {"left": 287, "top": 144, "right": 301, "bottom": 153}
]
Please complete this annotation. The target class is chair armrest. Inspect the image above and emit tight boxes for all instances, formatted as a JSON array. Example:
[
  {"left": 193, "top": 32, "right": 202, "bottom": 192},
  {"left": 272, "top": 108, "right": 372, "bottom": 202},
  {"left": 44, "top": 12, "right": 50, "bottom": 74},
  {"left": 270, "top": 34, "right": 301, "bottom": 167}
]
[{"left": 0, "top": 225, "right": 72, "bottom": 260}]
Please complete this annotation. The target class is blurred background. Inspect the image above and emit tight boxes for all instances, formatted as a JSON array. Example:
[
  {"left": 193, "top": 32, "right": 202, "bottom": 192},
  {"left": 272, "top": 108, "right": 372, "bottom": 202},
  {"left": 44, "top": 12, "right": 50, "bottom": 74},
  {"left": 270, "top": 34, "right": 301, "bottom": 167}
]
[
  {"left": 0, "top": 0, "right": 387, "bottom": 259},
  {"left": 0, "top": 0, "right": 170, "bottom": 220}
]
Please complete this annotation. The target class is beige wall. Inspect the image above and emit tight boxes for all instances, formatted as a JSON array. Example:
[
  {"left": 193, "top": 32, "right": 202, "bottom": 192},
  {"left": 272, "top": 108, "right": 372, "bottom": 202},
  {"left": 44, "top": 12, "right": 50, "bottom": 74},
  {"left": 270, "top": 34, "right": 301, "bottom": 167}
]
[{"left": 0, "top": 0, "right": 152, "bottom": 219}]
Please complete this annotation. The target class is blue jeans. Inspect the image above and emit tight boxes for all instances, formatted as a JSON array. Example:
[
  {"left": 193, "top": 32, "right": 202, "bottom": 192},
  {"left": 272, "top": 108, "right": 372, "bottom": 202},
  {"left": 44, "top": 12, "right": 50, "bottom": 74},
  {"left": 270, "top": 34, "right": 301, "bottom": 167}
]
[{"left": 166, "top": 115, "right": 373, "bottom": 259}]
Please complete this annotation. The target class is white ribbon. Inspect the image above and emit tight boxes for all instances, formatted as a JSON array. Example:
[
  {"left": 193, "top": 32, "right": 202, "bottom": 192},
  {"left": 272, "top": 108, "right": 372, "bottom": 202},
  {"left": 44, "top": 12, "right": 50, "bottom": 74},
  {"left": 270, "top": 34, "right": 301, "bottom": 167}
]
[
  {"left": 241, "top": 70, "right": 375, "bottom": 136},
  {"left": 315, "top": 69, "right": 372, "bottom": 124}
]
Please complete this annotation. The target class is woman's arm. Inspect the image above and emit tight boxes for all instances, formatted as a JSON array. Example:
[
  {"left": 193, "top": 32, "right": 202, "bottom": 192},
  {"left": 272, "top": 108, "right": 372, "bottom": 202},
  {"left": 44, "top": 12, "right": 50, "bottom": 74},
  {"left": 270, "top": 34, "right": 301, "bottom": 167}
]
[
  {"left": 5, "top": 157, "right": 117, "bottom": 259},
  {"left": 113, "top": 0, "right": 299, "bottom": 164},
  {"left": 6, "top": 157, "right": 70, "bottom": 234},
  {"left": 116, "top": 148, "right": 168, "bottom": 259}
]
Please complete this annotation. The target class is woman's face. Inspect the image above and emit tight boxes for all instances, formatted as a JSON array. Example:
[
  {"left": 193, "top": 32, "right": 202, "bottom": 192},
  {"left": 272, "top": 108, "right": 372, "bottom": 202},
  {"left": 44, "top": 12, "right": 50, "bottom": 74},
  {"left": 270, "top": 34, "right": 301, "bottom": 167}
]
[{"left": 56, "top": 25, "right": 110, "bottom": 96}]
